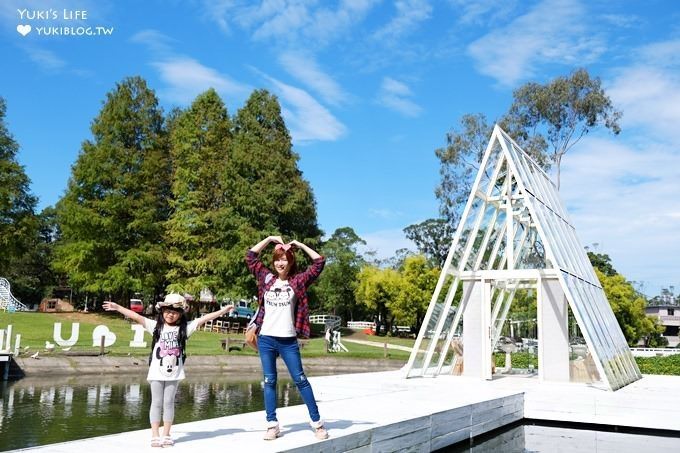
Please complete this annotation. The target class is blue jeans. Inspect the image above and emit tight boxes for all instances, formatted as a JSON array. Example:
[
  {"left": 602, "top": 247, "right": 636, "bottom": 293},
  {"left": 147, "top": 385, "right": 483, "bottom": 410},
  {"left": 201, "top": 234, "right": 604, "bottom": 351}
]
[{"left": 258, "top": 335, "right": 320, "bottom": 423}]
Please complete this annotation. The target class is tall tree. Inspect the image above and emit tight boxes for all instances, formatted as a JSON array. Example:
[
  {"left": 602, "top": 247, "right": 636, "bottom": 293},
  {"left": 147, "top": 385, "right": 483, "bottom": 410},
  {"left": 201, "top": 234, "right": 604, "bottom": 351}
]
[
  {"left": 430, "top": 69, "right": 621, "bottom": 268},
  {"left": 403, "top": 218, "right": 451, "bottom": 268},
  {"left": 503, "top": 68, "right": 622, "bottom": 189},
  {"left": 434, "top": 113, "right": 494, "bottom": 229},
  {"left": 165, "top": 89, "right": 238, "bottom": 298},
  {"left": 355, "top": 265, "right": 401, "bottom": 328},
  {"left": 230, "top": 90, "right": 322, "bottom": 295},
  {"left": 587, "top": 251, "right": 618, "bottom": 277},
  {"left": 231, "top": 89, "right": 320, "bottom": 238},
  {"left": 53, "top": 77, "right": 170, "bottom": 304},
  {"left": 595, "top": 268, "right": 660, "bottom": 346},
  {"left": 313, "top": 227, "right": 368, "bottom": 321},
  {"left": 0, "top": 97, "right": 44, "bottom": 302},
  {"left": 392, "top": 255, "right": 439, "bottom": 330}
]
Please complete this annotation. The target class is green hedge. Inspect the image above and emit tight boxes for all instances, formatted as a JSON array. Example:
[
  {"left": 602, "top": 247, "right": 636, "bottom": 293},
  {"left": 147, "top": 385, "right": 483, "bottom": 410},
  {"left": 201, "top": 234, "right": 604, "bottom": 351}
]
[
  {"left": 492, "top": 352, "right": 680, "bottom": 376},
  {"left": 634, "top": 354, "right": 680, "bottom": 375}
]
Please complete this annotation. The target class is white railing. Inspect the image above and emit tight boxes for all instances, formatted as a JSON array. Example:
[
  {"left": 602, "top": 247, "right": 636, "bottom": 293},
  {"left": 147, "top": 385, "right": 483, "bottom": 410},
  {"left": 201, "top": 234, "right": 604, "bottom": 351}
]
[
  {"left": 347, "top": 321, "right": 375, "bottom": 330},
  {"left": 0, "top": 278, "right": 28, "bottom": 312},
  {"left": 309, "top": 314, "right": 341, "bottom": 330},
  {"left": 629, "top": 347, "right": 680, "bottom": 357}
]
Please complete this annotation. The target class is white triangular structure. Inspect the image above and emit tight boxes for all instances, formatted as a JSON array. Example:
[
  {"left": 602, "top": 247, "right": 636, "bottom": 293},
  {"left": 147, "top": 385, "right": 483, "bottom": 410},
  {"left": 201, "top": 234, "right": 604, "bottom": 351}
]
[
  {"left": 0, "top": 278, "right": 28, "bottom": 312},
  {"left": 404, "top": 125, "right": 641, "bottom": 391}
]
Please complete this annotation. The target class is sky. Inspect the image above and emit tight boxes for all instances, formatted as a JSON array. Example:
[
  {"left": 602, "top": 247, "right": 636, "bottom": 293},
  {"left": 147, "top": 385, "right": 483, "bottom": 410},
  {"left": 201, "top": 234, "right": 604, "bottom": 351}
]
[{"left": 1, "top": 0, "right": 679, "bottom": 298}]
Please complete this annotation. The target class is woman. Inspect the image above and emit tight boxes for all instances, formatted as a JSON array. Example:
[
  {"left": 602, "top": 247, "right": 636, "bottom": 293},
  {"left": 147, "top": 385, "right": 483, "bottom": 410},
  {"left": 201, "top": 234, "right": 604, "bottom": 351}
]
[{"left": 245, "top": 235, "right": 328, "bottom": 441}]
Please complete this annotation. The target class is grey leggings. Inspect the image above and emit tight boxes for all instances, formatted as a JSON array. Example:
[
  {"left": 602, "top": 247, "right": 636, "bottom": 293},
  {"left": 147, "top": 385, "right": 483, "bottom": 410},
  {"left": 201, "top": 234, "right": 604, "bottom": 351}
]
[{"left": 149, "top": 380, "right": 179, "bottom": 423}]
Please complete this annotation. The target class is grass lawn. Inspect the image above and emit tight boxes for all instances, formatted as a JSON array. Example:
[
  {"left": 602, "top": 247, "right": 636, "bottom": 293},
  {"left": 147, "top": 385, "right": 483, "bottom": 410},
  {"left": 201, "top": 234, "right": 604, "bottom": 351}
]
[{"left": 0, "top": 312, "right": 411, "bottom": 361}]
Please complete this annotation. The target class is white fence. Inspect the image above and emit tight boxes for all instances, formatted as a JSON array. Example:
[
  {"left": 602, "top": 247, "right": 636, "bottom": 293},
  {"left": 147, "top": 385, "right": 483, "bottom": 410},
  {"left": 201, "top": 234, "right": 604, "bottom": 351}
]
[
  {"left": 629, "top": 347, "right": 680, "bottom": 357},
  {"left": 347, "top": 321, "right": 375, "bottom": 330},
  {"left": 309, "top": 314, "right": 341, "bottom": 330}
]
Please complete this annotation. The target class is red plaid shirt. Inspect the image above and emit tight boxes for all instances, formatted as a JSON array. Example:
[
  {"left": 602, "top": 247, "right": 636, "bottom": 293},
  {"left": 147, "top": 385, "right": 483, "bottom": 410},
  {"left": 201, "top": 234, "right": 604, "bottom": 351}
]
[{"left": 245, "top": 250, "right": 325, "bottom": 338}]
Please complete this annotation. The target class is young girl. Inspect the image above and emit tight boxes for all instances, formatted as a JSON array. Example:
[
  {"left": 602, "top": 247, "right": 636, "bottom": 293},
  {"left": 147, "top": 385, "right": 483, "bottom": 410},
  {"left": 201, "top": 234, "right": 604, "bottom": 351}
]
[
  {"left": 103, "top": 294, "right": 234, "bottom": 448},
  {"left": 245, "top": 235, "right": 329, "bottom": 441}
]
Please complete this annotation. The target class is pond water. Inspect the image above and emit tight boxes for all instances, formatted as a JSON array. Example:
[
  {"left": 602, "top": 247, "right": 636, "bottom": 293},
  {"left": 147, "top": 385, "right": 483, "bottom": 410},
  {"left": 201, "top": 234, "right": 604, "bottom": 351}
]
[
  {"left": 0, "top": 373, "right": 309, "bottom": 451},
  {"left": 440, "top": 421, "right": 680, "bottom": 452}
]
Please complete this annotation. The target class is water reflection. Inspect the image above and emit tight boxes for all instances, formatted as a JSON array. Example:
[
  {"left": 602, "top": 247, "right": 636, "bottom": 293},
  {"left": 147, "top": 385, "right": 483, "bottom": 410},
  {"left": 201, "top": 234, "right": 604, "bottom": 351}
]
[
  {"left": 443, "top": 422, "right": 680, "bottom": 452},
  {"left": 0, "top": 374, "right": 306, "bottom": 451}
]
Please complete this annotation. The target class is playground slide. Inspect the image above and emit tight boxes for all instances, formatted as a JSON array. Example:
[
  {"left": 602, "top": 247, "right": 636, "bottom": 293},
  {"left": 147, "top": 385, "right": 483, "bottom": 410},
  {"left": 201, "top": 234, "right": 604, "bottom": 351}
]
[{"left": 0, "top": 278, "right": 27, "bottom": 312}]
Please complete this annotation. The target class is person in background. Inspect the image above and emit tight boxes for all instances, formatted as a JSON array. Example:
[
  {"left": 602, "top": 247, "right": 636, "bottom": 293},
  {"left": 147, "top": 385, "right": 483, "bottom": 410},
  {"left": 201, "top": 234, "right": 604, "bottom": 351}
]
[
  {"left": 245, "top": 235, "right": 329, "bottom": 441},
  {"left": 104, "top": 294, "right": 234, "bottom": 448}
]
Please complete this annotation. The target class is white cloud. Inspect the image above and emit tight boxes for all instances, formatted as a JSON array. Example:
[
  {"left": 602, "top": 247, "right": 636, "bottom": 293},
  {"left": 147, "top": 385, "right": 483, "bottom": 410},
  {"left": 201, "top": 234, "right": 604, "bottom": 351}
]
[
  {"left": 369, "top": 208, "right": 405, "bottom": 219},
  {"left": 24, "top": 47, "right": 65, "bottom": 70},
  {"left": 448, "top": 0, "right": 518, "bottom": 26},
  {"left": 377, "top": 77, "right": 423, "bottom": 117},
  {"left": 264, "top": 74, "right": 346, "bottom": 142},
  {"left": 130, "top": 29, "right": 175, "bottom": 55},
  {"left": 358, "top": 228, "right": 417, "bottom": 260},
  {"left": 467, "top": 0, "right": 605, "bottom": 86},
  {"left": 560, "top": 136, "right": 680, "bottom": 296},
  {"left": 606, "top": 39, "right": 680, "bottom": 143},
  {"left": 153, "top": 57, "right": 250, "bottom": 105},
  {"left": 372, "top": 0, "right": 432, "bottom": 42},
  {"left": 202, "top": 0, "right": 377, "bottom": 47},
  {"left": 278, "top": 52, "right": 348, "bottom": 106},
  {"left": 599, "top": 14, "right": 641, "bottom": 28},
  {"left": 132, "top": 29, "right": 250, "bottom": 105}
]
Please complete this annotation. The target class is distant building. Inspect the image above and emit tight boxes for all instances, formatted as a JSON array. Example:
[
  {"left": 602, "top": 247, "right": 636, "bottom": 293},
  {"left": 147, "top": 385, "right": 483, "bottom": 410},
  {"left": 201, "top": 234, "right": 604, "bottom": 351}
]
[
  {"left": 39, "top": 298, "right": 75, "bottom": 313},
  {"left": 645, "top": 304, "right": 680, "bottom": 347}
]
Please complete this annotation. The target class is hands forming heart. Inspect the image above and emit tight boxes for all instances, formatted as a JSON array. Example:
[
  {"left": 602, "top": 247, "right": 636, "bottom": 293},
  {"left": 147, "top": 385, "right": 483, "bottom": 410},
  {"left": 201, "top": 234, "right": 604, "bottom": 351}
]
[{"left": 274, "top": 243, "right": 295, "bottom": 252}]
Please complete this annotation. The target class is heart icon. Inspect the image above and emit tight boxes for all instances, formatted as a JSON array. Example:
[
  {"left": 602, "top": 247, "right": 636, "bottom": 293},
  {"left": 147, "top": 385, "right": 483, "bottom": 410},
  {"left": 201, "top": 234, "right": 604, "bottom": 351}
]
[
  {"left": 92, "top": 325, "right": 117, "bottom": 347},
  {"left": 17, "top": 24, "right": 31, "bottom": 36}
]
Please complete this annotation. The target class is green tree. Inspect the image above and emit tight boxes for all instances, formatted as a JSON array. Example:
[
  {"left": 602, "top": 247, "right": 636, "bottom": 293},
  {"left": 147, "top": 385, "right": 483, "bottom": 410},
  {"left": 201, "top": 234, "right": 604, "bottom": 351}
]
[
  {"left": 434, "top": 113, "right": 494, "bottom": 228},
  {"left": 53, "top": 77, "right": 171, "bottom": 305},
  {"left": 0, "top": 97, "right": 45, "bottom": 303},
  {"left": 313, "top": 227, "right": 368, "bottom": 321},
  {"left": 435, "top": 69, "right": 621, "bottom": 241},
  {"left": 587, "top": 251, "right": 618, "bottom": 277},
  {"left": 392, "top": 255, "right": 439, "bottom": 330},
  {"left": 165, "top": 89, "right": 238, "bottom": 298},
  {"left": 230, "top": 89, "right": 322, "bottom": 296},
  {"left": 355, "top": 265, "right": 401, "bottom": 328},
  {"left": 503, "top": 68, "right": 622, "bottom": 189},
  {"left": 403, "top": 218, "right": 451, "bottom": 267},
  {"left": 231, "top": 89, "right": 320, "bottom": 238},
  {"left": 595, "top": 268, "right": 660, "bottom": 346}
]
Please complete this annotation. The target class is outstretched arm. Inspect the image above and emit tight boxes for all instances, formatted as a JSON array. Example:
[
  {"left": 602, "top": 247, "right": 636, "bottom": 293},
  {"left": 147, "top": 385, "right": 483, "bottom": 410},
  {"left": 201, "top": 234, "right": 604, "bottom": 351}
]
[
  {"left": 103, "top": 301, "right": 145, "bottom": 325},
  {"left": 194, "top": 304, "right": 235, "bottom": 328}
]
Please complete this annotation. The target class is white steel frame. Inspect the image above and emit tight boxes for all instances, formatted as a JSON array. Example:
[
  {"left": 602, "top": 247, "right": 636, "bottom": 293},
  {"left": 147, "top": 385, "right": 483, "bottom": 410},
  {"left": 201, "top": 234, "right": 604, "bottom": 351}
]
[{"left": 403, "top": 125, "right": 641, "bottom": 391}]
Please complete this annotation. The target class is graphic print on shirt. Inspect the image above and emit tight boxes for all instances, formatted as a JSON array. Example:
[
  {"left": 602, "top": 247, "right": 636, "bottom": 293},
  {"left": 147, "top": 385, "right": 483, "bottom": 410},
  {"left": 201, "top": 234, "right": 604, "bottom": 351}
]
[
  {"left": 156, "top": 329, "right": 182, "bottom": 377},
  {"left": 264, "top": 280, "right": 294, "bottom": 308}
]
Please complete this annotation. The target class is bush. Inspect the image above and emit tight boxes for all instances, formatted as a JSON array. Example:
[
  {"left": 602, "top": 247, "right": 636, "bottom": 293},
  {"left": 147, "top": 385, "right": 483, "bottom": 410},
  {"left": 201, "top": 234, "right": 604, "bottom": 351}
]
[{"left": 635, "top": 354, "right": 680, "bottom": 375}]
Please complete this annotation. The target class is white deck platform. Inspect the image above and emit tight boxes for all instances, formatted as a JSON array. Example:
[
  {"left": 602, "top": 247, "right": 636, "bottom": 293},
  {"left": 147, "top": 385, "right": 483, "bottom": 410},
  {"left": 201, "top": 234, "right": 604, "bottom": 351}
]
[{"left": 10, "top": 371, "right": 680, "bottom": 452}]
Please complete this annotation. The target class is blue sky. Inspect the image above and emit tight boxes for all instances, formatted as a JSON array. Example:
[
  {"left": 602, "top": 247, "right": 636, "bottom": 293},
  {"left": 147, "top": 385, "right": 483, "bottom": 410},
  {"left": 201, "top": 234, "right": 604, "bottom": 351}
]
[{"left": 1, "top": 0, "right": 679, "bottom": 298}]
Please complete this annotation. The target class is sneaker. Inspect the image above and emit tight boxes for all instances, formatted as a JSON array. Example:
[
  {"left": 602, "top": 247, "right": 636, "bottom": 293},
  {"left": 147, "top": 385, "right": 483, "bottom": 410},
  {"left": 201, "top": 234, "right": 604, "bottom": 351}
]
[
  {"left": 314, "top": 425, "right": 329, "bottom": 440},
  {"left": 263, "top": 424, "right": 280, "bottom": 440}
]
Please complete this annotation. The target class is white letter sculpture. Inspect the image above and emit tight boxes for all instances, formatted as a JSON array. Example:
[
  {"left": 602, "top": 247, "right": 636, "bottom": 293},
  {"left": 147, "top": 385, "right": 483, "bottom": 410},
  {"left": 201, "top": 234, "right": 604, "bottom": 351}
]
[{"left": 54, "top": 322, "right": 79, "bottom": 347}]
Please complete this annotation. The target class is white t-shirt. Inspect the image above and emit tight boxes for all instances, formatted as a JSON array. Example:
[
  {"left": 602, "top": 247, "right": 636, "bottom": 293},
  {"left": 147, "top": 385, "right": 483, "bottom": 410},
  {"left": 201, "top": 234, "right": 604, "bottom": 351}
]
[
  {"left": 260, "top": 278, "right": 296, "bottom": 337},
  {"left": 144, "top": 318, "right": 199, "bottom": 381}
]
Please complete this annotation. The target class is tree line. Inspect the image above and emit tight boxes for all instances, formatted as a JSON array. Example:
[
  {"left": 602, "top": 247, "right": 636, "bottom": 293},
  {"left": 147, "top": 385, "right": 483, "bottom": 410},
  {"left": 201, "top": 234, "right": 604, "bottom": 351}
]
[
  {"left": 1, "top": 77, "right": 321, "bottom": 308},
  {"left": 0, "top": 70, "right": 664, "bottom": 345}
]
